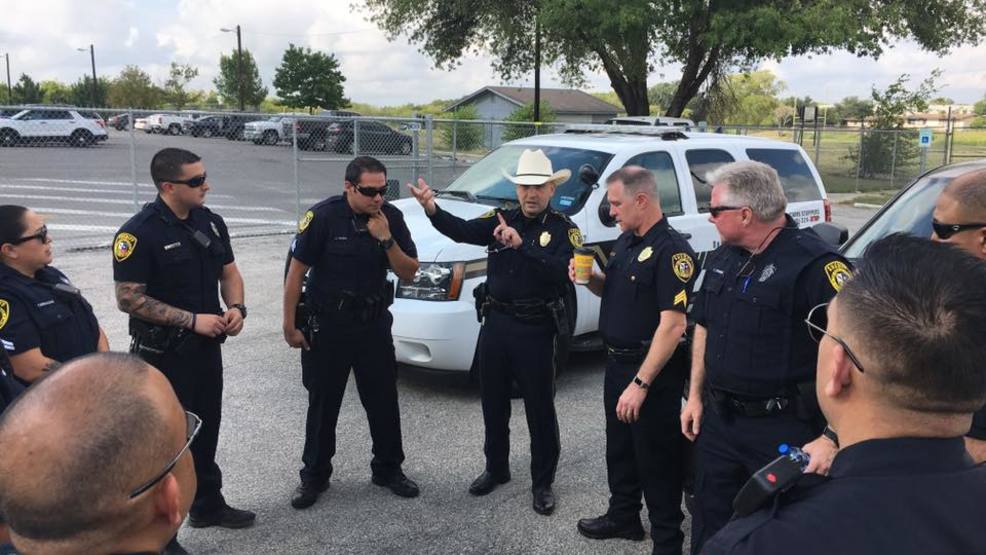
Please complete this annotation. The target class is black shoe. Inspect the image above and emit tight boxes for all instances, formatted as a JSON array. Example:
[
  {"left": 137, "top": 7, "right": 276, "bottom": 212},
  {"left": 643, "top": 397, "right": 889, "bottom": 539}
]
[
  {"left": 188, "top": 503, "right": 256, "bottom": 529},
  {"left": 532, "top": 487, "right": 556, "bottom": 515},
  {"left": 291, "top": 481, "right": 330, "bottom": 510},
  {"left": 371, "top": 472, "right": 420, "bottom": 498},
  {"left": 163, "top": 537, "right": 189, "bottom": 555},
  {"left": 576, "top": 514, "right": 645, "bottom": 541},
  {"left": 468, "top": 470, "right": 511, "bottom": 496}
]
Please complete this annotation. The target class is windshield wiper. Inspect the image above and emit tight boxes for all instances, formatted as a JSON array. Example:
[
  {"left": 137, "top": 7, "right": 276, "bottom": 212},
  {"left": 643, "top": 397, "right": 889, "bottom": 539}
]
[{"left": 435, "top": 190, "right": 478, "bottom": 202}]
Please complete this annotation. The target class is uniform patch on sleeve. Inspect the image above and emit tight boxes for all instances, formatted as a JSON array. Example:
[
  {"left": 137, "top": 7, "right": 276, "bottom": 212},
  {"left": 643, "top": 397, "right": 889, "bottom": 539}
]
[
  {"left": 824, "top": 260, "right": 852, "bottom": 291},
  {"left": 480, "top": 209, "right": 498, "bottom": 219},
  {"left": 568, "top": 228, "right": 584, "bottom": 247},
  {"left": 672, "top": 252, "right": 695, "bottom": 282},
  {"left": 113, "top": 232, "right": 138, "bottom": 262},
  {"left": 298, "top": 210, "right": 314, "bottom": 233},
  {"left": 0, "top": 299, "right": 9, "bottom": 331},
  {"left": 674, "top": 290, "right": 687, "bottom": 307}
]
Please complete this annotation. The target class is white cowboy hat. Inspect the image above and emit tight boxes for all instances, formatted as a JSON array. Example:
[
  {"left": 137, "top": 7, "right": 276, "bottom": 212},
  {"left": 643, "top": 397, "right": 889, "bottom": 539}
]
[{"left": 502, "top": 148, "right": 571, "bottom": 186}]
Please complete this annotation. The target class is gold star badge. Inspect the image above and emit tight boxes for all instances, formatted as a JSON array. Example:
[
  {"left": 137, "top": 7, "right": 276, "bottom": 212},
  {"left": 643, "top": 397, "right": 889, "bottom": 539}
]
[
  {"left": 539, "top": 231, "right": 551, "bottom": 247},
  {"left": 637, "top": 246, "right": 653, "bottom": 262}
]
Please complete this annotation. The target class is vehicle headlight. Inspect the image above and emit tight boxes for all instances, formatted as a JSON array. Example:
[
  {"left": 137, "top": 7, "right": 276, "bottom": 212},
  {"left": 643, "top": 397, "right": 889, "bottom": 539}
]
[{"left": 397, "top": 262, "right": 466, "bottom": 301}]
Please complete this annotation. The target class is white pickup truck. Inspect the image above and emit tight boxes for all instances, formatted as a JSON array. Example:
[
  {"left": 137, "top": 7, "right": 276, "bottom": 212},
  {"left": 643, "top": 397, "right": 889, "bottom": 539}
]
[
  {"left": 243, "top": 114, "right": 306, "bottom": 145},
  {"left": 145, "top": 113, "right": 195, "bottom": 135}
]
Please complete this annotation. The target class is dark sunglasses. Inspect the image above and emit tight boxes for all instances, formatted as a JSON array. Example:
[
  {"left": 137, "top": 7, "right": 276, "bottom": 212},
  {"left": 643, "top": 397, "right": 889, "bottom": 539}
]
[
  {"left": 9, "top": 225, "right": 49, "bottom": 245},
  {"left": 129, "top": 410, "right": 202, "bottom": 499},
  {"left": 931, "top": 219, "right": 986, "bottom": 240},
  {"left": 355, "top": 183, "right": 388, "bottom": 198},
  {"left": 709, "top": 205, "right": 745, "bottom": 217},
  {"left": 168, "top": 173, "right": 208, "bottom": 188},
  {"left": 804, "top": 303, "right": 866, "bottom": 373}
]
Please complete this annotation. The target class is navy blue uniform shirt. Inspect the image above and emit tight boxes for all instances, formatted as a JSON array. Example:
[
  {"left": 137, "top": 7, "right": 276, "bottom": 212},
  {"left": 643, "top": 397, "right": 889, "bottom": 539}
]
[
  {"left": 599, "top": 217, "right": 696, "bottom": 347},
  {"left": 292, "top": 194, "right": 416, "bottom": 309},
  {"left": 113, "top": 196, "right": 234, "bottom": 316},
  {"left": 703, "top": 436, "right": 986, "bottom": 555},
  {"left": 428, "top": 205, "right": 581, "bottom": 302},
  {"left": 0, "top": 348, "right": 24, "bottom": 414},
  {"left": 692, "top": 216, "right": 851, "bottom": 396},
  {"left": 0, "top": 263, "right": 100, "bottom": 365}
]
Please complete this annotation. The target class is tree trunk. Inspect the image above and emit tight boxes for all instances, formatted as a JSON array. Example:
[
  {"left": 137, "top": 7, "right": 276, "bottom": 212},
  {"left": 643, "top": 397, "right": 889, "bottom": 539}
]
[
  {"left": 595, "top": 47, "right": 650, "bottom": 116},
  {"left": 666, "top": 46, "right": 721, "bottom": 118}
]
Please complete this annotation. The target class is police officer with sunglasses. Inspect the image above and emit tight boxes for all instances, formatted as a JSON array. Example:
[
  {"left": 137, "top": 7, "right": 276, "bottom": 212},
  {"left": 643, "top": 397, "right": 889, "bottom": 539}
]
[
  {"left": 681, "top": 161, "right": 852, "bottom": 555},
  {"left": 113, "top": 148, "right": 253, "bottom": 553},
  {"left": 284, "top": 156, "right": 421, "bottom": 510},
  {"left": 931, "top": 167, "right": 986, "bottom": 463},
  {"left": 0, "top": 205, "right": 108, "bottom": 386}
]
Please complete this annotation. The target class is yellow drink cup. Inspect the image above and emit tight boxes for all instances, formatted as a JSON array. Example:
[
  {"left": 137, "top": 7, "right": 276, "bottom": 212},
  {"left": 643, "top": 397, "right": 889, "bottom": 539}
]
[{"left": 574, "top": 247, "right": 594, "bottom": 285}]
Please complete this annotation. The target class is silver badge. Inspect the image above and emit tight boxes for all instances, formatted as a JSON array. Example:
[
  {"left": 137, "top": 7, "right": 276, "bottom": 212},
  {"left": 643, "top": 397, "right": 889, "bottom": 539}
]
[
  {"left": 758, "top": 263, "right": 776, "bottom": 282},
  {"left": 210, "top": 221, "right": 220, "bottom": 237}
]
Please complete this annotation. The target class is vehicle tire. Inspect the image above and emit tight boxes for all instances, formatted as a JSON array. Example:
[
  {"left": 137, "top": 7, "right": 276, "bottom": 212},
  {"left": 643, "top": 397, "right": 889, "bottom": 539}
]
[
  {"left": 0, "top": 128, "right": 19, "bottom": 147},
  {"left": 335, "top": 140, "right": 352, "bottom": 154},
  {"left": 311, "top": 131, "right": 327, "bottom": 151},
  {"left": 399, "top": 140, "right": 412, "bottom": 156},
  {"left": 263, "top": 130, "right": 278, "bottom": 145},
  {"left": 70, "top": 129, "right": 94, "bottom": 147},
  {"left": 168, "top": 124, "right": 181, "bottom": 136},
  {"left": 202, "top": 128, "right": 213, "bottom": 138}
]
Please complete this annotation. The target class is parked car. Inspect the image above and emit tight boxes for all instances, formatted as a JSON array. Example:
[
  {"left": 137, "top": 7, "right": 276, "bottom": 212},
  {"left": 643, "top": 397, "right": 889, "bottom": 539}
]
[
  {"left": 244, "top": 114, "right": 305, "bottom": 145},
  {"left": 322, "top": 120, "right": 414, "bottom": 155},
  {"left": 133, "top": 117, "right": 149, "bottom": 132},
  {"left": 0, "top": 107, "right": 108, "bottom": 147},
  {"left": 76, "top": 110, "right": 106, "bottom": 128},
  {"left": 288, "top": 110, "right": 361, "bottom": 151},
  {"left": 106, "top": 113, "right": 131, "bottom": 130},
  {"left": 145, "top": 113, "right": 193, "bottom": 135},
  {"left": 385, "top": 127, "right": 833, "bottom": 374},
  {"left": 605, "top": 116, "right": 695, "bottom": 129}
]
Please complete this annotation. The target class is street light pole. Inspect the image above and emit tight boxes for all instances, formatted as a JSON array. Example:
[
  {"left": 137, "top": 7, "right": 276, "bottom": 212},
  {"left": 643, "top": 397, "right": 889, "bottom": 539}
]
[
  {"left": 76, "top": 44, "right": 98, "bottom": 107},
  {"left": 221, "top": 25, "right": 245, "bottom": 111},
  {"left": 4, "top": 53, "right": 11, "bottom": 102}
]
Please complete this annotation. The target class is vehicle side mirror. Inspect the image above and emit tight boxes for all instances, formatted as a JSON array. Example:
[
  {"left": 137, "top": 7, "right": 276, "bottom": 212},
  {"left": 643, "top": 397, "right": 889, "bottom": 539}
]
[
  {"left": 812, "top": 222, "right": 849, "bottom": 247},
  {"left": 579, "top": 163, "right": 600, "bottom": 186},
  {"left": 598, "top": 197, "right": 616, "bottom": 227}
]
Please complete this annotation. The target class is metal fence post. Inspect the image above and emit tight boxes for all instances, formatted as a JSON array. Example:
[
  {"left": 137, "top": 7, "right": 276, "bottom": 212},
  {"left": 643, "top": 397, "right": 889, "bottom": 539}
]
[
  {"left": 451, "top": 119, "right": 457, "bottom": 174},
  {"left": 353, "top": 118, "right": 360, "bottom": 156},
  {"left": 425, "top": 115, "right": 434, "bottom": 186},
  {"left": 890, "top": 131, "right": 898, "bottom": 188},
  {"left": 813, "top": 126, "right": 822, "bottom": 166},
  {"left": 855, "top": 126, "right": 864, "bottom": 193},
  {"left": 293, "top": 122, "right": 301, "bottom": 220},
  {"left": 411, "top": 121, "right": 419, "bottom": 183},
  {"left": 128, "top": 108, "right": 138, "bottom": 211}
]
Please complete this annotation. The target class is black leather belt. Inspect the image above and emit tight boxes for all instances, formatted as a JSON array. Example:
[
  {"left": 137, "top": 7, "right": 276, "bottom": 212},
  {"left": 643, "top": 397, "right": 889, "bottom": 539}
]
[
  {"left": 707, "top": 388, "right": 794, "bottom": 417},
  {"left": 605, "top": 341, "right": 651, "bottom": 364},
  {"left": 487, "top": 296, "right": 551, "bottom": 321}
]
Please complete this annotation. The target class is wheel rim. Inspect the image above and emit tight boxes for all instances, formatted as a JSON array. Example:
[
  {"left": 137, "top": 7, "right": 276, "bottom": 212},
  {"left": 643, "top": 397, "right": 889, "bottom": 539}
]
[{"left": 203, "top": 129, "right": 212, "bottom": 137}]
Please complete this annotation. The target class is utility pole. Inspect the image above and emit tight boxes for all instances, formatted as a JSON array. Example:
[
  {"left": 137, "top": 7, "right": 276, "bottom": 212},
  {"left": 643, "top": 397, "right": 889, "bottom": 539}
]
[
  {"left": 221, "top": 25, "right": 245, "bottom": 111},
  {"left": 533, "top": 17, "right": 541, "bottom": 122},
  {"left": 4, "top": 53, "right": 11, "bottom": 101},
  {"left": 76, "top": 45, "right": 98, "bottom": 107}
]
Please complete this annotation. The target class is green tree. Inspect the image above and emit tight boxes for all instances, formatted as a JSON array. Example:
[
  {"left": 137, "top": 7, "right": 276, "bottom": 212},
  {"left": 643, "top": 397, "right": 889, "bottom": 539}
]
[
  {"left": 647, "top": 82, "right": 678, "bottom": 114},
  {"left": 40, "top": 80, "right": 72, "bottom": 104},
  {"left": 108, "top": 66, "right": 162, "bottom": 108},
  {"left": 973, "top": 94, "right": 986, "bottom": 116},
  {"left": 12, "top": 74, "right": 42, "bottom": 104},
  {"left": 364, "top": 0, "right": 986, "bottom": 118},
  {"left": 502, "top": 102, "right": 557, "bottom": 142},
  {"left": 163, "top": 62, "right": 200, "bottom": 110},
  {"left": 273, "top": 44, "right": 349, "bottom": 113},
  {"left": 720, "top": 71, "right": 785, "bottom": 125},
  {"left": 441, "top": 105, "right": 484, "bottom": 150},
  {"left": 69, "top": 76, "right": 110, "bottom": 107},
  {"left": 214, "top": 49, "right": 267, "bottom": 109},
  {"left": 830, "top": 96, "right": 874, "bottom": 125}
]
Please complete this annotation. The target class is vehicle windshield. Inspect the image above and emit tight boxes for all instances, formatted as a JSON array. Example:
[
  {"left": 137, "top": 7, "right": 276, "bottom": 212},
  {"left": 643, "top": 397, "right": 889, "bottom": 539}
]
[
  {"left": 842, "top": 174, "right": 949, "bottom": 259},
  {"left": 444, "top": 145, "right": 613, "bottom": 215}
]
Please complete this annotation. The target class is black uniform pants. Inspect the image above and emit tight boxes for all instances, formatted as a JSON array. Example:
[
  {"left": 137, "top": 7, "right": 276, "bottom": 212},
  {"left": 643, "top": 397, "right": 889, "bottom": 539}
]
[
  {"left": 145, "top": 338, "right": 225, "bottom": 515},
  {"left": 605, "top": 355, "right": 686, "bottom": 555},
  {"left": 477, "top": 309, "right": 560, "bottom": 490},
  {"left": 689, "top": 398, "right": 817, "bottom": 555},
  {"left": 299, "top": 312, "right": 405, "bottom": 485}
]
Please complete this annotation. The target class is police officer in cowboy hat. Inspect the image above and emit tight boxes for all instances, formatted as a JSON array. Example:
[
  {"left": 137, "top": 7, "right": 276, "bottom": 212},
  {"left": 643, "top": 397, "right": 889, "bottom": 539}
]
[{"left": 409, "top": 148, "right": 583, "bottom": 515}]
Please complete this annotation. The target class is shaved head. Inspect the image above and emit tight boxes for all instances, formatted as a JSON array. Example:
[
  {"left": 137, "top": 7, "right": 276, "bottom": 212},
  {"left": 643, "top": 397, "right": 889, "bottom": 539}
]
[
  {"left": 943, "top": 168, "right": 986, "bottom": 219},
  {"left": 0, "top": 353, "right": 186, "bottom": 552}
]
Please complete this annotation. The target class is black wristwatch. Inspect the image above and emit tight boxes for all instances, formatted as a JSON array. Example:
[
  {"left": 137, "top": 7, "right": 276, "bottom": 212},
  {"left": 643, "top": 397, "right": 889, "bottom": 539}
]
[
  {"left": 632, "top": 376, "right": 650, "bottom": 389},
  {"left": 822, "top": 425, "right": 839, "bottom": 447},
  {"left": 230, "top": 303, "right": 247, "bottom": 319},
  {"left": 379, "top": 237, "right": 396, "bottom": 250}
]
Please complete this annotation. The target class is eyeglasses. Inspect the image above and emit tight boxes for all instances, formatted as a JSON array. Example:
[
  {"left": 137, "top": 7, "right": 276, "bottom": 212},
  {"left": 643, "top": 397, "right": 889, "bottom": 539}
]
[
  {"left": 168, "top": 173, "right": 208, "bottom": 188},
  {"left": 355, "top": 183, "right": 388, "bottom": 198},
  {"left": 129, "top": 410, "right": 202, "bottom": 499},
  {"left": 9, "top": 225, "right": 49, "bottom": 245},
  {"left": 804, "top": 303, "right": 866, "bottom": 373},
  {"left": 709, "top": 205, "right": 745, "bottom": 218},
  {"left": 932, "top": 219, "right": 986, "bottom": 240}
]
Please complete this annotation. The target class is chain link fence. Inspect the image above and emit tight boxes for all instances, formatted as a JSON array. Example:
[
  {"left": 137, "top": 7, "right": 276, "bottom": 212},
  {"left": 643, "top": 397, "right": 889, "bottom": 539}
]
[{"left": 1, "top": 104, "right": 983, "bottom": 250}]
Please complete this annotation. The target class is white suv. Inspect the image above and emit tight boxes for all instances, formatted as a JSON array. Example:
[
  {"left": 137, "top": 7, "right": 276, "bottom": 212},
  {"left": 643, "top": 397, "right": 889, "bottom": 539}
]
[
  {"left": 388, "top": 126, "right": 833, "bottom": 374},
  {"left": 0, "top": 107, "right": 109, "bottom": 147}
]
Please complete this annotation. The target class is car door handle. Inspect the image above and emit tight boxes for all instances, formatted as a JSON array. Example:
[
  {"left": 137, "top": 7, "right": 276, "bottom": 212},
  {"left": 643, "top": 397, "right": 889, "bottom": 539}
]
[{"left": 680, "top": 232, "right": 692, "bottom": 239}]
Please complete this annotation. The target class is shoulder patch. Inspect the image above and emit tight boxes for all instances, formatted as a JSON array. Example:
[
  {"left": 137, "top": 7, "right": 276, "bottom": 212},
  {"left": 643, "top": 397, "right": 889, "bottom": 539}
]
[
  {"left": 0, "top": 299, "right": 8, "bottom": 331},
  {"left": 568, "top": 228, "right": 583, "bottom": 248},
  {"left": 298, "top": 210, "right": 315, "bottom": 233},
  {"left": 824, "top": 260, "right": 852, "bottom": 291},
  {"left": 672, "top": 252, "right": 695, "bottom": 282},
  {"left": 114, "top": 232, "right": 138, "bottom": 262},
  {"left": 480, "top": 209, "right": 497, "bottom": 219}
]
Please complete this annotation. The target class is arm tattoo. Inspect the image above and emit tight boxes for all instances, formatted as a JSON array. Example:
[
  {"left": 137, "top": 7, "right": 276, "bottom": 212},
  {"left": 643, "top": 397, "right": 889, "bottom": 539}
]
[
  {"left": 115, "top": 282, "right": 194, "bottom": 329},
  {"left": 43, "top": 360, "right": 62, "bottom": 373}
]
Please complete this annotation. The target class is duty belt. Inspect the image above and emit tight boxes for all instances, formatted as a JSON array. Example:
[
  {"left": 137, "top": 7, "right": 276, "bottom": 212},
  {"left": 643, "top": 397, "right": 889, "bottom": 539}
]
[
  {"left": 706, "top": 388, "right": 794, "bottom": 418},
  {"left": 605, "top": 341, "right": 652, "bottom": 364},
  {"left": 486, "top": 295, "right": 551, "bottom": 321}
]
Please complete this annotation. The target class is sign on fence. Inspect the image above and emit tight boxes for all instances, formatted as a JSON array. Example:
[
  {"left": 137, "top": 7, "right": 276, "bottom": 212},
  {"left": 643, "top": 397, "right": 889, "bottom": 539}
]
[{"left": 918, "top": 127, "right": 933, "bottom": 148}]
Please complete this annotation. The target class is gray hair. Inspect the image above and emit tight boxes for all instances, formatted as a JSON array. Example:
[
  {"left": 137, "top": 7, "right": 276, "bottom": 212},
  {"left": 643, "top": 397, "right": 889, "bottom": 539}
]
[
  {"left": 607, "top": 165, "right": 657, "bottom": 197},
  {"left": 708, "top": 160, "right": 787, "bottom": 221}
]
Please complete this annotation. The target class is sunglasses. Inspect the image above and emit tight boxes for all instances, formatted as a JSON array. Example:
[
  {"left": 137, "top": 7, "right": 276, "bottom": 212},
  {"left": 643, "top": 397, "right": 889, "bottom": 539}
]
[
  {"left": 9, "top": 225, "right": 49, "bottom": 245},
  {"left": 354, "top": 183, "right": 388, "bottom": 198},
  {"left": 129, "top": 410, "right": 202, "bottom": 499},
  {"left": 168, "top": 173, "right": 208, "bottom": 188},
  {"left": 804, "top": 303, "right": 866, "bottom": 373},
  {"left": 932, "top": 219, "right": 986, "bottom": 240},
  {"left": 709, "top": 205, "right": 745, "bottom": 217}
]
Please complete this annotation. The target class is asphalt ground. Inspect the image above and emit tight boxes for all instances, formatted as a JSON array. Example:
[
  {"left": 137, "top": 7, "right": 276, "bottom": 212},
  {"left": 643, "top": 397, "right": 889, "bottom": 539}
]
[{"left": 39, "top": 201, "right": 876, "bottom": 555}]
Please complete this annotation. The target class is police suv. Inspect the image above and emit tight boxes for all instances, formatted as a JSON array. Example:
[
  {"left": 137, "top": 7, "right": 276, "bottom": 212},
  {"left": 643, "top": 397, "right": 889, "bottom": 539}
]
[{"left": 388, "top": 126, "right": 833, "bottom": 375}]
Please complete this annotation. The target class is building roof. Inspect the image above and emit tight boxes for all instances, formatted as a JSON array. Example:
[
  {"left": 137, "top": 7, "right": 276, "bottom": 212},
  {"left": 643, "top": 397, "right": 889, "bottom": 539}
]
[{"left": 445, "top": 86, "right": 621, "bottom": 115}]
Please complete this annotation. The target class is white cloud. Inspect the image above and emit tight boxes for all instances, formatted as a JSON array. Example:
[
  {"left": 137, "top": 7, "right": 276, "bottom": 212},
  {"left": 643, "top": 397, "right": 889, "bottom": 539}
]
[{"left": 1, "top": 0, "right": 983, "bottom": 106}]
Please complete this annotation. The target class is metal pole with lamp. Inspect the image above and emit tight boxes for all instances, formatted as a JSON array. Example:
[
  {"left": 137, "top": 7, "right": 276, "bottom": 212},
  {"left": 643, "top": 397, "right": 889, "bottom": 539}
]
[
  {"left": 220, "top": 25, "right": 244, "bottom": 111},
  {"left": 3, "top": 53, "right": 11, "bottom": 101},
  {"left": 76, "top": 44, "right": 97, "bottom": 107}
]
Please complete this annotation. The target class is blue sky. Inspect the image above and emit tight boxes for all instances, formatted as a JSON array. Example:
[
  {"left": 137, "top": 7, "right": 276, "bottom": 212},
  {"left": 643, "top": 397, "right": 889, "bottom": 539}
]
[{"left": 1, "top": 0, "right": 984, "bottom": 107}]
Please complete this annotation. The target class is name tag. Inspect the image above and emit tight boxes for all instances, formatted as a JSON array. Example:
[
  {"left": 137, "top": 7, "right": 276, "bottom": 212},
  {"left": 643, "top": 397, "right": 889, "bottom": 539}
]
[
  {"left": 36, "top": 300, "right": 55, "bottom": 307},
  {"left": 164, "top": 241, "right": 182, "bottom": 251}
]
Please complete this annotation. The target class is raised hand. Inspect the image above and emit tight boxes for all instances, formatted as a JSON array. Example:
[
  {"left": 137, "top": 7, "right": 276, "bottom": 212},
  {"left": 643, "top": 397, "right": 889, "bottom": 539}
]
[
  {"left": 407, "top": 177, "right": 437, "bottom": 215},
  {"left": 367, "top": 211, "right": 391, "bottom": 241},
  {"left": 493, "top": 213, "right": 522, "bottom": 249}
]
